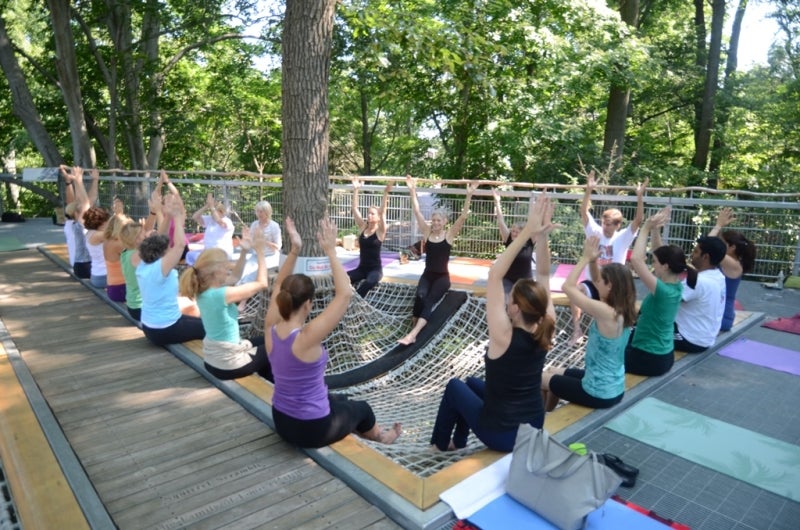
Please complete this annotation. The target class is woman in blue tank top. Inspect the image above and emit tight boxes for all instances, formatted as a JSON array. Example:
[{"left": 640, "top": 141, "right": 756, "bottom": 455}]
[
  {"left": 429, "top": 193, "right": 556, "bottom": 452},
  {"left": 398, "top": 175, "right": 477, "bottom": 345},
  {"left": 542, "top": 235, "right": 638, "bottom": 410},
  {"left": 265, "top": 218, "right": 401, "bottom": 448},
  {"left": 708, "top": 208, "right": 756, "bottom": 331},
  {"left": 347, "top": 177, "right": 393, "bottom": 297}
]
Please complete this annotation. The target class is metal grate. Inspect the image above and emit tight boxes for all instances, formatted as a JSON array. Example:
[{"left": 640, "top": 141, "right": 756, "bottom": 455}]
[{"left": 0, "top": 463, "right": 21, "bottom": 530}]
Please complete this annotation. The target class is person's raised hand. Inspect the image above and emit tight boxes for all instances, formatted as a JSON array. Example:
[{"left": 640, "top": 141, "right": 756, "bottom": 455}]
[
  {"left": 59, "top": 165, "right": 74, "bottom": 183},
  {"left": 716, "top": 207, "right": 735, "bottom": 228},
  {"left": 583, "top": 235, "right": 601, "bottom": 262},
  {"left": 90, "top": 167, "right": 99, "bottom": 181},
  {"left": 164, "top": 193, "right": 186, "bottom": 219},
  {"left": 636, "top": 178, "right": 649, "bottom": 197},
  {"left": 317, "top": 217, "right": 338, "bottom": 252},
  {"left": 405, "top": 174, "right": 416, "bottom": 190},
  {"left": 285, "top": 217, "right": 302, "bottom": 254},
  {"left": 586, "top": 169, "right": 596, "bottom": 190},
  {"left": 352, "top": 176, "right": 361, "bottom": 190},
  {"left": 649, "top": 205, "right": 671, "bottom": 228}
]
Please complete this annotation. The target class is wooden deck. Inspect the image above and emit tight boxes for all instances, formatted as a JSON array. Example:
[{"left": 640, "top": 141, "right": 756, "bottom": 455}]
[{"left": 0, "top": 249, "right": 401, "bottom": 530}]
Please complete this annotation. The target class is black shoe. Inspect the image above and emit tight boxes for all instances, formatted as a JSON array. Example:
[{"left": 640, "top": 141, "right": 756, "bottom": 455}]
[{"left": 601, "top": 453, "right": 638, "bottom": 488}]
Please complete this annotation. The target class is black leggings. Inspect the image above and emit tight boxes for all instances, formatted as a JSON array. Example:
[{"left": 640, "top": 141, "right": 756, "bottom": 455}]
[
  {"left": 673, "top": 323, "right": 709, "bottom": 354},
  {"left": 413, "top": 271, "right": 450, "bottom": 320},
  {"left": 204, "top": 338, "right": 273, "bottom": 382},
  {"left": 272, "top": 394, "right": 376, "bottom": 449},
  {"left": 142, "top": 315, "right": 205, "bottom": 346},
  {"left": 625, "top": 345, "right": 674, "bottom": 376},
  {"left": 549, "top": 368, "right": 623, "bottom": 409},
  {"left": 348, "top": 266, "right": 383, "bottom": 297}
]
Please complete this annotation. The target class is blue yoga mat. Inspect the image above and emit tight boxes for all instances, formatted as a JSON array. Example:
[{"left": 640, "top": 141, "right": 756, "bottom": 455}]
[
  {"left": 718, "top": 338, "right": 800, "bottom": 376},
  {"left": 468, "top": 494, "right": 672, "bottom": 530},
  {"left": 606, "top": 398, "right": 800, "bottom": 502}
]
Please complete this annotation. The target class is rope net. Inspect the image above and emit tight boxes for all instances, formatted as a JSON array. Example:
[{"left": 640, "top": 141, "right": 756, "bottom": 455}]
[{"left": 240, "top": 277, "right": 590, "bottom": 477}]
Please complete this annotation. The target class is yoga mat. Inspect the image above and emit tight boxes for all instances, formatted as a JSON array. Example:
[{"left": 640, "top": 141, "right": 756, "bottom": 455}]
[
  {"left": 342, "top": 253, "right": 397, "bottom": 272},
  {"left": 762, "top": 313, "right": 800, "bottom": 336},
  {"left": 549, "top": 264, "right": 586, "bottom": 292},
  {"left": 0, "top": 236, "right": 27, "bottom": 252},
  {"left": 468, "top": 494, "right": 675, "bottom": 530},
  {"left": 606, "top": 397, "right": 800, "bottom": 502},
  {"left": 718, "top": 338, "right": 800, "bottom": 376}
]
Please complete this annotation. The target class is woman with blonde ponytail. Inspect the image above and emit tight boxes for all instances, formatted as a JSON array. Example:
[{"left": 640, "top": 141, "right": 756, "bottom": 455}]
[
  {"left": 178, "top": 230, "right": 271, "bottom": 381},
  {"left": 429, "top": 193, "right": 557, "bottom": 453}
]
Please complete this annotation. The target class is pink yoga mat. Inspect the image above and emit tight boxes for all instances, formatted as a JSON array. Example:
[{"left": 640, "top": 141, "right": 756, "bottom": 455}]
[
  {"left": 761, "top": 313, "right": 800, "bottom": 336},
  {"left": 549, "top": 264, "right": 586, "bottom": 292},
  {"left": 718, "top": 337, "right": 800, "bottom": 376}
]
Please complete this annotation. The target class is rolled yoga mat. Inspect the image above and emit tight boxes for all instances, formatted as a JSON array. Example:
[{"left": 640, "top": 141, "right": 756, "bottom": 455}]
[
  {"left": 718, "top": 337, "right": 800, "bottom": 376},
  {"left": 605, "top": 397, "right": 800, "bottom": 502}
]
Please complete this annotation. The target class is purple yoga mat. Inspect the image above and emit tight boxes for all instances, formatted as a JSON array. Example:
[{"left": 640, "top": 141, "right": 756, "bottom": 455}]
[
  {"left": 342, "top": 252, "right": 398, "bottom": 272},
  {"left": 718, "top": 338, "right": 800, "bottom": 376}
]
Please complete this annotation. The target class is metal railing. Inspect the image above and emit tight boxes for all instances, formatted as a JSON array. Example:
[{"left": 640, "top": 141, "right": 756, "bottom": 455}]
[{"left": 49, "top": 172, "right": 800, "bottom": 281}]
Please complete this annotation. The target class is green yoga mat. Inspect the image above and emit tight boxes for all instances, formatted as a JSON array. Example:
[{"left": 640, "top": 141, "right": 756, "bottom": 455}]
[
  {"left": 0, "top": 236, "right": 27, "bottom": 252},
  {"left": 606, "top": 397, "right": 800, "bottom": 502}
]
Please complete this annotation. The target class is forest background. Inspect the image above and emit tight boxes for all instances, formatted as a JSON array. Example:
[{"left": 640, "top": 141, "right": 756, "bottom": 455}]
[{"left": 0, "top": 0, "right": 799, "bottom": 217}]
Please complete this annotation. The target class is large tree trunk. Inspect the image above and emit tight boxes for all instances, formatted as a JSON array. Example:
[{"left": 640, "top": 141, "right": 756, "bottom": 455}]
[
  {"left": 692, "top": 0, "right": 726, "bottom": 176},
  {"left": 602, "top": 0, "right": 639, "bottom": 177},
  {"left": 0, "top": 15, "right": 64, "bottom": 167},
  {"left": 709, "top": 0, "right": 748, "bottom": 184},
  {"left": 47, "top": 0, "right": 95, "bottom": 167},
  {"left": 106, "top": 0, "right": 148, "bottom": 170},
  {"left": 282, "top": 0, "right": 338, "bottom": 256}
]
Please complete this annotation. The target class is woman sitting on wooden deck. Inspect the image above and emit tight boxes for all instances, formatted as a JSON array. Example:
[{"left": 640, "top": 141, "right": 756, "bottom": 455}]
[
  {"left": 265, "top": 217, "right": 402, "bottom": 448},
  {"left": 136, "top": 193, "right": 205, "bottom": 347},
  {"left": 178, "top": 230, "right": 273, "bottom": 382}
]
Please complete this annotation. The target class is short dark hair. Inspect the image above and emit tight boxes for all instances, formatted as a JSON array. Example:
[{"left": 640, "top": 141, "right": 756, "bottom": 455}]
[
  {"left": 696, "top": 236, "right": 727, "bottom": 266},
  {"left": 139, "top": 234, "right": 170, "bottom": 263}
]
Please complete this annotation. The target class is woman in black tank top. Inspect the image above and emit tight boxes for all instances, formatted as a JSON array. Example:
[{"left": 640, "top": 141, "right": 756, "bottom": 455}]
[
  {"left": 398, "top": 175, "right": 477, "bottom": 345},
  {"left": 347, "top": 178, "right": 393, "bottom": 297},
  {"left": 493, "top": 189, "right": 535, "bottom": 295},
  {"left": 429, "top": 193, "right": 557, "bottom": 452}
]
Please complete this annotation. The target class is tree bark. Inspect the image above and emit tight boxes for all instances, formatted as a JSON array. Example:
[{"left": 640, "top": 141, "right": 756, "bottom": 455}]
[
  {"left": 0, "top": 15, "right": 64, "bottom": 167},
  {"left": 47, "top": 0, "right": 95, "bottom": 167},
  {"left": 282, "top": 0, "right": 338, "bottom": 256},
  {"left": 692, "top": 0, "right": 726, "bottom": 175},
  {"left": 602, "top": 0, "right": 639, "bottom": 176}
]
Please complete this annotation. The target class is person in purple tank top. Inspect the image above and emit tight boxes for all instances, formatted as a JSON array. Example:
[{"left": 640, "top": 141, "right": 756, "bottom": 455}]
[
  {"left": 398, "top": 175, "right": 477, "bottom": 346},
  {"left": 347, "top": 177, "right": 393, "bottom": 297},
  {"left": 265, "top": 217, "right": 402, "bottom": 448}
]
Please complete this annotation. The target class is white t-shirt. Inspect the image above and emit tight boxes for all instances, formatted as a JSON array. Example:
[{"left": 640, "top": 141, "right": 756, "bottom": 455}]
[
  {"left": 675, "top": 268, "right": 726, "bottom": 347},
  {"left": 201, "top": 214, "right": 235, "bottom": 258},
  {"left": 64, "top": 219, "right": 76, "bottom": 265},
  {"left": 249, "top": 219, "right": 282, "bottom": 256},
  {"left": 582, "top": 216, "right": 636, "bottom": 279}
]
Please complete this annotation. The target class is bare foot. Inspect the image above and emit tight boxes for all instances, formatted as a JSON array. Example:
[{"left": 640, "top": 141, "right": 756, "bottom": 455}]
[
  {"left": 379, "top": 423, "right": 402, "bottom": 444},
  {"left": 397, "top": 334, "right": 416, "bottom": 345},
  {"left": 568, "top": 330, "right": 584, "bottom": 347}
]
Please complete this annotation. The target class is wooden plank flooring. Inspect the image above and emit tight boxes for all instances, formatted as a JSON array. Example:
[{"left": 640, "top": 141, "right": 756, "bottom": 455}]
[{"left": 0, "top": 250, "right": 400, "bottom": 529}]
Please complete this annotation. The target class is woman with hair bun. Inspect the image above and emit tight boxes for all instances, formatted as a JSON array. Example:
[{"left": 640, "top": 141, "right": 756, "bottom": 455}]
[
  {"left": 429, "top": 193, "right": 557, "bottom": 453},
  {"left": 625, "top": 207, "right": 686, "bottom": 376},
  {"left": 265, "top": 217, "right": 401, "bottom": 448},
  {"left": 709, "top": 208, "right": 757, "bottom": 331}
]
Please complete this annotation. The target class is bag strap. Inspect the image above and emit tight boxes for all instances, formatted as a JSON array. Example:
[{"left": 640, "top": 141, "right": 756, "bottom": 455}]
[{"left": 525, "top": 429, "right": 585, "bottom": 477}]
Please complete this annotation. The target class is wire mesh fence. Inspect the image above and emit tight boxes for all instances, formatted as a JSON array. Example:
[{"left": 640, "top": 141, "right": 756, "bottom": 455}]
[{"left": 51, "top": 172, "right": 800, "bottom": 281}]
